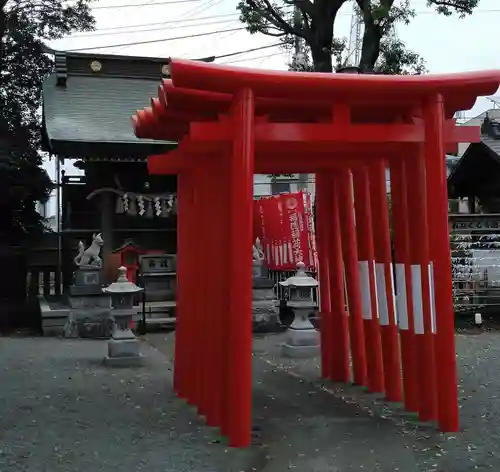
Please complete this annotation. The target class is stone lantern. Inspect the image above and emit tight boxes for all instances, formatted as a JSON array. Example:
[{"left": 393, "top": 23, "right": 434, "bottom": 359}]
[
  {"left": 279, "top": 262, "right": 320, "bottom": 358},
  {"left": 102, "top": 266, "right": 144, "bottom": 366}
]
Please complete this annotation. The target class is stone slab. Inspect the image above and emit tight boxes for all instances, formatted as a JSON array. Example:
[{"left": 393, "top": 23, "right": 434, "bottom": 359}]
[
  {"left": 103, "top": 353, "right": 145, "bottom": 367},
  {"left": 285, "top": 327, "right": 320, "bottom": 346},
  {"left": 69, "top": 294, "right": 111, "bottom": 309},
  {"left": 69, "top": 285, "right": 105, "bottom": 297},
  {"left": 282, "top": 343, "right": 320, "bottom": 358},
  {"left": 252, "top": 287, "right": 276, "bottom": 301},
  {"left": 252, "top": 261, "right": 268, "bottom": 279},
  {"left": 252, "top": 297, "right": 281, "bottom": 333},
  {"left": 108, "top": 338, "right": 140, "bottom": 358},
  {"left": 252, "top": 276, "right": 274, "bottom": 289},
  {"left": 73, "top": 268, "right": 103, "bottom": 287},
  {"left": 64, "top": 309, "right": 113, "bottom": 339}
]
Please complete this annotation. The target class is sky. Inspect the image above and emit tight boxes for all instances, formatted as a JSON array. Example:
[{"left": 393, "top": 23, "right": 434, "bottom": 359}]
[{"left": 43, "top": 0, "right": 500, "bottom": 192}]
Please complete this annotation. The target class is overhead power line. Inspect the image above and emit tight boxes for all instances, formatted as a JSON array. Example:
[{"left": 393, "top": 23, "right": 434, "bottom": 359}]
[
  {"left": 178, "top": 0, "right": 225, "bottom": 20},
  {"left": 223, "top": 52, "right": 282, "bottom": 64},
  {"left": 69, "top": 18, "right": 237, "bottom": 38},
  {"left": 93, "top": 0, "right": 201, "bottom": 9},
  {"left": 73, "top": 13, "right": 238, "bottom": 33},
  {"left": 212, "top": 43, "right": 281, "bottom": 60},
  {"left": 67, "top": 27, "right": 246, "bottom": 51}
]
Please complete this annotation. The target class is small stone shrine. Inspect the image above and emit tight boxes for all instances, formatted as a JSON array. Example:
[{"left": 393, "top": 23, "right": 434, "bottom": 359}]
[
  {"left": 103, "top": 266, "right": 144, "bottom": 367},
  {"left": 252, "top": 238, "right": 280, "bottom": 333},
  {"left": 64, "top": 233, "right": 113, "bottom": 339},
  {"left": 280, "top": 262, "right": 320, "bottom": 357}
]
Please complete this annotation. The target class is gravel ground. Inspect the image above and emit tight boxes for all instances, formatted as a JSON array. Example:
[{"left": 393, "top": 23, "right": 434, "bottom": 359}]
[
  {"left": 0, "top": 337, "right": 259, "bottom": 472},
  {"left": 144, "top": 332, "right": 443, "bottom": 471},
  {"left": 144, "top": 330, "right": 500, "bottom": 472},
  {"left": 251, "top": 331, "right": 500, "bottom": 471},
  {"left": 2, "top": 331, "right": 498, "bottom": 472}
]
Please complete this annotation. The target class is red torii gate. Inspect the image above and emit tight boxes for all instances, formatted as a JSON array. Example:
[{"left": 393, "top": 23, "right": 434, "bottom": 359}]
[{"left": 132, "top": 60, "right": 500, "bottom": 448}]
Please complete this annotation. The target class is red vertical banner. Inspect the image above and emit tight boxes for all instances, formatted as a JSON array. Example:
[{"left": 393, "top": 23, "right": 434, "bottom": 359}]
[
  {"left": 281, "top": 192, "right": 311, "bottom": 269},
  {"left": 253, "top": 198, "right": 262, "bottom": 242},
  {"left": 304, "top": 192, "right": 318, "bottom": 270},
  {"left": 275, "top": 195, "right": 287, "bottom": 268},
  {"left": 257, "top": 198, "right": 272, "bottom": 266},
  {"left": 262, "top": 196, "right": 282, "bottom": 269},
  {"left": 254, "top": 192, "right": 316, "bottom": 271}
]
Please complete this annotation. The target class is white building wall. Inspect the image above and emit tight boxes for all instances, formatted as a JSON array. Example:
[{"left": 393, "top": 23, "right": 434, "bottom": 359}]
[{"left": 253, "top": 173, "right": 316, "bottom": 198}]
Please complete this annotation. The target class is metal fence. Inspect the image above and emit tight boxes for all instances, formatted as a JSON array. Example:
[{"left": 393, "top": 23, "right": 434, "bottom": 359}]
[{"left": 450, "top": 214, "right": 500, "bottom": 316}]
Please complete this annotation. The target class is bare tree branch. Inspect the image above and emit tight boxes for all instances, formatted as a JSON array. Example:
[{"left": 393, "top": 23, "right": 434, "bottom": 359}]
[{"left": 244, "top": 0, "right": 308, "bottom": 40}]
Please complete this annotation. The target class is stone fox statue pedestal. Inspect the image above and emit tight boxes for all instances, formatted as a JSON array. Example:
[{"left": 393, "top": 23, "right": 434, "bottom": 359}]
[
  {"left": 252, "top": 242, "right": 281, "bottom": 333},
  {"left": 64, "top": 233, "right": 113, "bottom": 339}
]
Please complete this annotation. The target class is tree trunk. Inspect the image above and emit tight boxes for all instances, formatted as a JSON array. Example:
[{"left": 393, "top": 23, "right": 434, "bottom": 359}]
[
  {"left": 308, "top": 1, "right": 343, "bottom": 73},
  {"left": 0, "top": 11, "right": 5, "bottom": 70},
  {"left": 358, "top": 20, "right": 382, "bottom": 72},
  {"left": 311, "top": 46, "right": 333, "bottom": 73}
]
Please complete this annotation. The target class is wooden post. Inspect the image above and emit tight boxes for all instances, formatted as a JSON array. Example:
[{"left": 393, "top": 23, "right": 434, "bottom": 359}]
[
  {"left": 369, "top": 160, "right": 402, "bottom": 402},
  {"left": 390, "top": 158, "right": 419, "bottom": 412},
  {"left": 227, "top": 88, "right": 255, "bottom": 448},
  {"left": 100, "top": 192, "right": 113, "bottom": 265},
  {"left": 327, "top": 173, "right": 350, "bottom": 382},
  {"left": 314, "top": 173, "right": 332, "bottom": 379},
  {"left": 337, "top": 168, "right": 367, "bottom": 387},
  {"left": 352, "top": 166, "right": 384, "bottom": 393},
  {"left": 424, "top": 95, "right": 459, "bottom": 432},
  {"left": 174, "top": 172, "right": 191, "bottom": 398},
  {"left": 405, "top": 148, "right": 438, "bottom": 422}
]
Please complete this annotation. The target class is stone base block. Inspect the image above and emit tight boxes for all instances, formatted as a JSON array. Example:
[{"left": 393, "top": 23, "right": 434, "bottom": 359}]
[
  {"left": 108, "top": 338, "right": 140, "bottom": 358},
  {"left": 282, "top": 342, "right": 320, "bottom": 358},
  {"left": 64, "top": 309, "right": 113, "bottom": 339},
  {"left": 103, "top": 353, "right": 144, "bottom": 367},
  {"left": 285, "top": 327, "right": 320, "bottom": 346},
  {"left": 69, "top": 294, "right": 110, "bottom": 309}
]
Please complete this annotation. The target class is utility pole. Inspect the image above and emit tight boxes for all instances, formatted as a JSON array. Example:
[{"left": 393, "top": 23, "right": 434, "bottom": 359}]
[
  {"left": 294, "top": 4, "right": 309, "bottom": 193},
  {"left": 346, "top": 1, "right": 363, "bottom": 67}
]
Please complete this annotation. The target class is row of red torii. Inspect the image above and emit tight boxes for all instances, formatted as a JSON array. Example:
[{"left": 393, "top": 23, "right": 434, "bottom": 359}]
[{"left": 132, "top": 59, "right": 500, "bottom": 448}]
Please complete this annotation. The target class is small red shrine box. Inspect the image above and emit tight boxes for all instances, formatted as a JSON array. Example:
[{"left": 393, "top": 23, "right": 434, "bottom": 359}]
[{"left": 113, "top": 241, "right": 142, "bottom": 284}]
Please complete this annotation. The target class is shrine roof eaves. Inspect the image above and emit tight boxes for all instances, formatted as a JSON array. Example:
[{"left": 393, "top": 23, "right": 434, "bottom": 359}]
[
  {"left": 448, "top": 138, "right": 500, "bottom": 197},
  {"left": 41, "top": 49, "right": 214, "bottom": 158},
  {"left": 42, "top": 74, "right": 176, "bottom": 157}
]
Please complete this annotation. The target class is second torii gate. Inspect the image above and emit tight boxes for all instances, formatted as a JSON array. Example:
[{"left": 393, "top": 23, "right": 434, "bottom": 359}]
[{"left": 131, "top": 60, "right": 500, "bottom": 448}]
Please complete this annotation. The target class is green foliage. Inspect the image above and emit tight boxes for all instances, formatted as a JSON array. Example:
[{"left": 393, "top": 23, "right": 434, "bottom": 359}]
[
  {"left": 238, "top": 0, "right": 480, "bottom": 73},
  {"left": 0, "top": 0, "right": 95, "bottom": 244},
  {"left": 376, "top": 37, "right": 428, "bottom": 75}
]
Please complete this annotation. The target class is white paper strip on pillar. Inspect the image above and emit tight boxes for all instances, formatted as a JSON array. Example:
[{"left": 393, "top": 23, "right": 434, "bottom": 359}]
[
  {"left": 343, "top": 266, "right": 350, "bottom": 316},
  {"left": 395, "top": 263, "right": 409, "bottom": 330},
  {"left": 358, "top": 261, "right": 372, "bottom": 320},
  {"left": 428, "top": 262, "right": 437, "bottom": 334},
  {"left": 375, "top": 263, "right": 389, "bottom": 325},
  {"left": 411, "top": 265, "right": 424, "bottom": 335},
  {"left": 389, "top": 262, "right": 397, "bottom": 325}
]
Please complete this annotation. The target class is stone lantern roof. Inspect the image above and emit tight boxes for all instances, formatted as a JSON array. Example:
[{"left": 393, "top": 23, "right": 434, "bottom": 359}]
[
  {"left": 279, "top": 262, "right": 319, "bottom": 288},
  {"left": 103, "top": 266, "right": 143, "bottom": 294}
]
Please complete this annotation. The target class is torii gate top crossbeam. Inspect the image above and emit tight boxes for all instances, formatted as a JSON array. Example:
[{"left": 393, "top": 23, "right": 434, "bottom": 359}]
[
  {"left": 163, "top": 59, "right": 500, "bottom": 102},
  {"left": 131, "top": 59, "right": 500, "bottom": 159}
]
